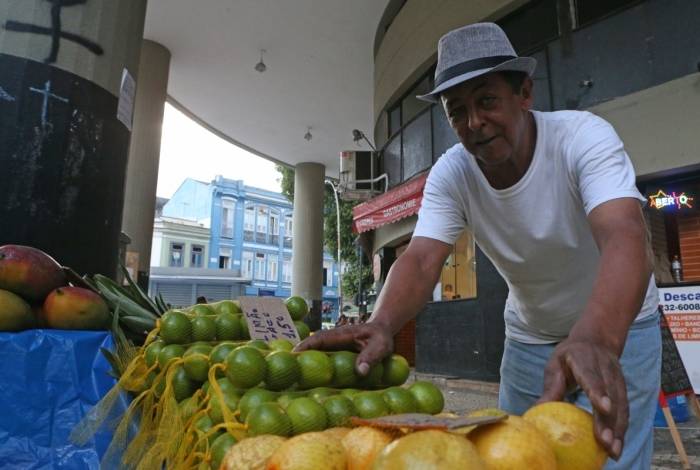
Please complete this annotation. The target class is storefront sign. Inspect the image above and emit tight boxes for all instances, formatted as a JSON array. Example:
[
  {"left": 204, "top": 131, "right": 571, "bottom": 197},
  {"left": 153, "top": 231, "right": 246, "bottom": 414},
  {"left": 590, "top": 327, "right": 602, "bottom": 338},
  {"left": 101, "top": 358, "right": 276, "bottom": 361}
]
[
  {"left": 658, "top": 285, "right": 700, "bottom": 393},
  {"left": 648, "top": 190, "right": 694, "bottom": 210},
  {"left": 352, "top": 172, "right": 428, "bottom": 233}
]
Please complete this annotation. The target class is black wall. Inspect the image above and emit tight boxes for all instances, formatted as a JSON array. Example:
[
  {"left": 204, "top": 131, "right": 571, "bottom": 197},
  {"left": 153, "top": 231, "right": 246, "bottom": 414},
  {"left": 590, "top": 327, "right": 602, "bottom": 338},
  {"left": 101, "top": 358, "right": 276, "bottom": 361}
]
[{"left": 415, "top": 246, "right": 509, "bottom": 382}]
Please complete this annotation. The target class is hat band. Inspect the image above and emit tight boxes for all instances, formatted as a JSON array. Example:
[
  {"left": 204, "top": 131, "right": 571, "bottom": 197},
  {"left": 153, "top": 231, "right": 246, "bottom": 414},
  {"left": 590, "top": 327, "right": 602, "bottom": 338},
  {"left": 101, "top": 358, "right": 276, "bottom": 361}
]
[{"left": 434, "top": 55, "right": 516, "bottom": 88}]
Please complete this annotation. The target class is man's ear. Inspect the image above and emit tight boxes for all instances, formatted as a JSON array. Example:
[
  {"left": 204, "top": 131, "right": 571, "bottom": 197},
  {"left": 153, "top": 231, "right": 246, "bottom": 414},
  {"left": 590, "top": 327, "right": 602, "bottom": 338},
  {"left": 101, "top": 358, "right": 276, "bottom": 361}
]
[{"left": 520, "top": 76, "right": 534, "bottom": 108}]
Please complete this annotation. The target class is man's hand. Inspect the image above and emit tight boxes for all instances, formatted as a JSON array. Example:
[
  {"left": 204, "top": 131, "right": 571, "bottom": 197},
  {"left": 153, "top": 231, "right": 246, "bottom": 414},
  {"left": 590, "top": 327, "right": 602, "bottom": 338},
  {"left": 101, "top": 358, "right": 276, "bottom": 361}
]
[
  {"left": 294, "top": 322, "right": 394, "bottom": 375},
  {"left": 538, "top": 338, "right": 628, "bottom": 461}
]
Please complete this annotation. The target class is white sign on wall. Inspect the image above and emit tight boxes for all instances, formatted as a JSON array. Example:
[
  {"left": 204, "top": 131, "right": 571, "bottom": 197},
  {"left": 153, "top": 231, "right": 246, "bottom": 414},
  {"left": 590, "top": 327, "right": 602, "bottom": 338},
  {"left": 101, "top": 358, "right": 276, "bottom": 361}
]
[{"left": 658, "top": 285, "right": 700, "bottom": 393}]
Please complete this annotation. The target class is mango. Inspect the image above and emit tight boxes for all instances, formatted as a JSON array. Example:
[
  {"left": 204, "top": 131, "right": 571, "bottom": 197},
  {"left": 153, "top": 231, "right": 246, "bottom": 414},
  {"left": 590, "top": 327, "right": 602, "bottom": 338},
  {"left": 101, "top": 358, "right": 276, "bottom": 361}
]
[
  {"left": 0, "top": 289, "right": 35, "bottom": 331},
  {"left": 0, "top": 245, "right": 66, "bottom": 303},
  {"left": 42, "top": 286, "right": 109, "bottom": 330}
]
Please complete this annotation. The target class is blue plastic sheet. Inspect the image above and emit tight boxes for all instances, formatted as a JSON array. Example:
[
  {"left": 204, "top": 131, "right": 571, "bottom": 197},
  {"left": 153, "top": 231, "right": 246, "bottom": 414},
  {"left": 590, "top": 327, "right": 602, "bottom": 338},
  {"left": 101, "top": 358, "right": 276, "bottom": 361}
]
[{"left": 0, "top": 330, "right": 121, "bottom": 469}]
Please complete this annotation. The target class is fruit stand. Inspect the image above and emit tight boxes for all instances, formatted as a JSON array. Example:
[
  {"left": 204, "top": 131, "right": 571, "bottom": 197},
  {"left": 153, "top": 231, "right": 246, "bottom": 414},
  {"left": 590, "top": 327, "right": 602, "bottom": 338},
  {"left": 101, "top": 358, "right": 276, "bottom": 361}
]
[{"left": 0, "top": 244, "right": 609, "bottom": 469}]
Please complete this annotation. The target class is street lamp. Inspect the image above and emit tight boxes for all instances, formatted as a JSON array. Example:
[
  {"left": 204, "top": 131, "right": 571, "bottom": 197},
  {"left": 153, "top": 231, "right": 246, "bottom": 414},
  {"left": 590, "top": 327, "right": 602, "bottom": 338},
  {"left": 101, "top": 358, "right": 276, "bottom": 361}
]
[{"left": 325, "top": 180, "right": 342, "bottom": 315}]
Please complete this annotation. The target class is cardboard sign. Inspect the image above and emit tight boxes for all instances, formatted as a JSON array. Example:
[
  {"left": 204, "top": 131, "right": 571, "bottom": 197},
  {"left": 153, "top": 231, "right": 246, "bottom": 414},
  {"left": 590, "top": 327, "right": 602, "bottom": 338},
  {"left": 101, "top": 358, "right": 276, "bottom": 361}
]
[
  {"left": 238, "top": 296, "right": 300, "bottom": 343},
  {"left": 658, "top": 286, "right": 700, "bottom": 394},
  {"left": 350, "top": 413, "right": 506, "bottom": 431}
]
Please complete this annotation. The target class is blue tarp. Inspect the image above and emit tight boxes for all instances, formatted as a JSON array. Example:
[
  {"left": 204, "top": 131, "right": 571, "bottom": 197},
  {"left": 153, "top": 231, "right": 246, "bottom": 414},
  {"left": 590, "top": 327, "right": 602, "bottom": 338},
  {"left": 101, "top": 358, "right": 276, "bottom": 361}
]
[{"left": 0, "top": 330, "right": 121, "bottom": 469}]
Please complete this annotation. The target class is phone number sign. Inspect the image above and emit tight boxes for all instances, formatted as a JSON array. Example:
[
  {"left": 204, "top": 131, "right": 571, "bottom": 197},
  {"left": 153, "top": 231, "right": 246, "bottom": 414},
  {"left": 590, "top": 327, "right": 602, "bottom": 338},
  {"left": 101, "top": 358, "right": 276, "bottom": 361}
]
[{"left": 658, "top": 285, "right": 700, "bottom": 393}]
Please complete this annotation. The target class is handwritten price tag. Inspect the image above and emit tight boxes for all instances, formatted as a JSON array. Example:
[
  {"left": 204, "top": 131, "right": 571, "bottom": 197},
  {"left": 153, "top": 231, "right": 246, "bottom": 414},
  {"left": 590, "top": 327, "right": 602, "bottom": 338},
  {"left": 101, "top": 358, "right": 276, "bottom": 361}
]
[{"left": 239, "top": 296, "right": 301, "bottom": 343}]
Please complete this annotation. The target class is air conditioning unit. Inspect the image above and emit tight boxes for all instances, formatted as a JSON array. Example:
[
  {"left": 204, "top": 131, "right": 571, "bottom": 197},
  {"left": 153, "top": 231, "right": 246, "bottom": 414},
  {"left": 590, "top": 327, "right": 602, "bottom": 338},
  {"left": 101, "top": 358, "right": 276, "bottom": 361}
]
[{"left": 338, "top": 151, "right": 387, "bottom": 201}]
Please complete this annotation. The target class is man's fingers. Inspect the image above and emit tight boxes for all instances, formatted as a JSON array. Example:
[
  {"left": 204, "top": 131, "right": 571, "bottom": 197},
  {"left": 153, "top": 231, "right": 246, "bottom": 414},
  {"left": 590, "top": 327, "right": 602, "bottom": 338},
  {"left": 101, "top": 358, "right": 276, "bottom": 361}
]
[
  {"left": 293, "top": 325, "right": 357, "bottom": 352},
  {"left": 564, "top": 354, "right": 611, "bottom": 415},
  {"left": 356, "top": 334, "right": 391, "bottom": 376},
  {"left": 538, "top": 357, "right": 568, "bottom": 403}
]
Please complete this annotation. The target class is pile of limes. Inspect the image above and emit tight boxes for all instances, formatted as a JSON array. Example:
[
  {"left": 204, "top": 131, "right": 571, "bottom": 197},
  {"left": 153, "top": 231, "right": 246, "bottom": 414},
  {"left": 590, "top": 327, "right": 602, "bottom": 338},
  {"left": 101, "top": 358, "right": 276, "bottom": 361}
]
[{"left": 90, "top": 296, "right": 447, "bottom": 469}]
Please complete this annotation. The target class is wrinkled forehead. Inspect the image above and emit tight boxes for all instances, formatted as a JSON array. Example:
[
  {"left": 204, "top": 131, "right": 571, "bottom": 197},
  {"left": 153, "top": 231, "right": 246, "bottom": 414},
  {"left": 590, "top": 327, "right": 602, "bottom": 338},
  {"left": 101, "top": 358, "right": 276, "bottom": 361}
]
[{"left": 440, "top": 72, "right": 504, "bottom": 105}]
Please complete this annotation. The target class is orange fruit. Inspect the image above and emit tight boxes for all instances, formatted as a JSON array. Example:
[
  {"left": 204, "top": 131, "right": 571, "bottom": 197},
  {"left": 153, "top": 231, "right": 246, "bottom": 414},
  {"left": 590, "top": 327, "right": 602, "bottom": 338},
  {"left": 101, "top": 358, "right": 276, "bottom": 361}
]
[
  {"left": 297, "top": 350, "right": 333, "bottom": 389},
  {"left": 408, "top": 381, "right": 444, "bottom": 414},
  {"left": 267, "top": 431, "right": 346, "bottom": 470},
  {"left": 373, "top": 429, "right": 486, "bottom": 469},
  {"left": 468, "top": 415, "right": 557, "bottom": 470},
  {"left": 220, "top": 435, "right": 286, "bottom": 470},
  {"left": 324, "top": 427, "right": 352, "bottom": 440},
  {"left": 523, "top": 401, "right": 607, "bottom": 470},
  {"left": 341, "top": 426, "right": 393, "bottom": 470}
]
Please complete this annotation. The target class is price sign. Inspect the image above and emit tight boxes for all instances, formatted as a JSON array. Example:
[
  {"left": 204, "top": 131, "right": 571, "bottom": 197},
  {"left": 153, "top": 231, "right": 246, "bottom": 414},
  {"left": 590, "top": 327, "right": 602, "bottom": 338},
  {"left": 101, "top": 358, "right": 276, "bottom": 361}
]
[{"left": 239, "top": 296, "right": 300, "bottom": 343}]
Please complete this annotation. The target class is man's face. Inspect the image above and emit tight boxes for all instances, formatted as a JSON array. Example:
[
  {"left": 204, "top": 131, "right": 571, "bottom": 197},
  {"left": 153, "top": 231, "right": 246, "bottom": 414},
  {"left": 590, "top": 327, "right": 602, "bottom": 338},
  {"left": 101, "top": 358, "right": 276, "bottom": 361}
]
[{"left": 441, "top": 72, "right": 533, "bottom": 167}]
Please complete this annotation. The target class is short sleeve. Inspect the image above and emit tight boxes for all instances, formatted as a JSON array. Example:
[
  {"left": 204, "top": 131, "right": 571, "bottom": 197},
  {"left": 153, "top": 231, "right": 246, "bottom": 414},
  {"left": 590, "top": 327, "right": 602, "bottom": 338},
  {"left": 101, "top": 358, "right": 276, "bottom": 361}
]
[
  {"left": 568, "top": 113, "right": 646, "bottom": 215},
  {"left": 412, "top": 157, "right": 467, "bottom": 245}
]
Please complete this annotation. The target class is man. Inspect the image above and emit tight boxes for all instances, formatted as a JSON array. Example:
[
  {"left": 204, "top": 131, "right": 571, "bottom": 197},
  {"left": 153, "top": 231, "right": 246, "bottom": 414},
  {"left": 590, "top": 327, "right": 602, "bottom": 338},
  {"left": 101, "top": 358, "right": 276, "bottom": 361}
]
[{"left": 297, "top": 23, "right": 660, "bottom": 468}]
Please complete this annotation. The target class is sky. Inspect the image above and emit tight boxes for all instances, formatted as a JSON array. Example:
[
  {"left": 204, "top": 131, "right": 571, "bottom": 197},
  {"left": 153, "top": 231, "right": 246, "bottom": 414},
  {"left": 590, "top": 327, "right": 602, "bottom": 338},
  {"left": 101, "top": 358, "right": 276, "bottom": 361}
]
[{"left": 156, "top": 103, "right": 282, "bottom": 198}]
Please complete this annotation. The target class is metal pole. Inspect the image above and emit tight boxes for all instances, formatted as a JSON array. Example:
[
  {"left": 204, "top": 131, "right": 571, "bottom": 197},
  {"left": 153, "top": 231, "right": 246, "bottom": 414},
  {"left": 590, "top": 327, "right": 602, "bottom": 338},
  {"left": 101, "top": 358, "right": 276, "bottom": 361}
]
[{"left": 325, "top": 180, "right": 342, "bottom": 316}]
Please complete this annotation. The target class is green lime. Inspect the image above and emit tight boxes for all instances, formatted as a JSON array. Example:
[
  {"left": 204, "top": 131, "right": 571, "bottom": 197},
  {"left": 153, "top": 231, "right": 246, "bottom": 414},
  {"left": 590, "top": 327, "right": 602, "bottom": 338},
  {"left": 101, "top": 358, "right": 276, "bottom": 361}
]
[
  {"left": 202, "top": 376, "right": 239, "bottom": 396},
  {"left": 297, "top": 350, "right": 333, "bottom": 389},
  {"left": 382, "top": 387, "right": 419, "bottom": 414},
  {"left": 294, "top": 321, "right": 311, "bottom": 340},
  {"left": 216, "top": 313, "right": 242, "bottom": 340},
  {"left": 382, "top": 354, "right": 411, "bottom": 386},
  {"left": 247, "top": 339, "right": 270, "bottom": 350},
  {"left": 179, "top": 396, "right": 201, "bottom": 424},
  {"left": 285, "top": 296, "right": 309, "bottom": 321},
  {"left": 277, "top": 393, "right": 294, "bottom": 409},
  {"left": 331, "top": 351, "right": 358, "bottom": 388},
  {"left": 308, "top": 387, "right": 337, "bottom": 404},
  {"left": 159, "top": 311, "right": 193, "bottom": 344},
  {"left": 286, "top": 397, "right": 328, "bottom": 435},
  {"left": 323, "top": 395, "right": 357, "bottom": 427},
  {"left": 340, "top": 388, "right": 361, "bottom": 398},
  {"left": 157, "top": 344, "right": 186, "bottom": 368},
  {"left": 190, "top": 304, "right": 216, "bottom": 316},
  {"left": 183, "top": 344, "right": 212, "bottom": 382},
  {"left": 193, "top": 414, "right": 220, "bottom": 446},
  {"left": 409, "top": 381, "right": 444, "bottom": 414},
  {"left": 225, "top": 346, "right": 267, "bottom": 388},
  {"left": 265, "top": 351, "right": 301, "bottom": 391},
  {"left": 144, "top": 340, "right": 165, "bottom": 368},
  {"left": 171, "top": 365, "right": 197, "bottom": 402},
  {"left": 268, "top": 339, "right": 295, "bottom": 351},
  {"left": 191, "top": 315, "right": 217, "bottom": 342},
  {"left": 246, "top": 402, "right": 293, "bottom": 437},
  {"left": 238, "top": 388, "right": 279, "bottom": 422},
  {"left": 209, "top": 390, "right": 241, "bottom": 424},
  {"left": 239, "top": 315, "right": 250, "bottom": 339},
  {"left": 358, "top": 362, "right": 384, "bottom": 389},
  {"left": 353, "top": 392, "right": 389, "bottom": 419},
  {"left": 210, "top": 342, "right": 238, "bottom": 367},
  {"left": 210, "top": 433, "right": 237, "bottom": 470},
  {"left": 213, "top": 300, "right": 242, "bottom": 315}
]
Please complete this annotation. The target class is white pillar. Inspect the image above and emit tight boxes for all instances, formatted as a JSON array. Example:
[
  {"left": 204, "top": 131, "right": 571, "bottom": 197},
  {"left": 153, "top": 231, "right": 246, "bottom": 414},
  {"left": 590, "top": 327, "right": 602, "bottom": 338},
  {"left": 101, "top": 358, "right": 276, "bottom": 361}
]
[
  {"left": 121, "top": 40, "right": 171, "bottom": 288},
  {"left": 292, "top": 162, "right": 325, "bottom": 330}
]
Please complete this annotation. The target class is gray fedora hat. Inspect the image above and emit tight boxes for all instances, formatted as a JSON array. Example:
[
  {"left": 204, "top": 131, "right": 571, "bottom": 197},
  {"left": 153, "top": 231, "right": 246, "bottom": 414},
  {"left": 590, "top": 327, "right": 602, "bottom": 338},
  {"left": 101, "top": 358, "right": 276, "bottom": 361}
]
[{"left": 418, "top": 23, "right": 536, "bottom": 103}]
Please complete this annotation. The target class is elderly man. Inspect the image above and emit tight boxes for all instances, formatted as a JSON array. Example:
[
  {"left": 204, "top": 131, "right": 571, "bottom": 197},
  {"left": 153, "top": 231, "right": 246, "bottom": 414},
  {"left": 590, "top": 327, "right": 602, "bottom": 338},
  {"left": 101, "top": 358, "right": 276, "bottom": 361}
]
[{"left": 297, "top": 23, "right": 660, "bottom": 468}]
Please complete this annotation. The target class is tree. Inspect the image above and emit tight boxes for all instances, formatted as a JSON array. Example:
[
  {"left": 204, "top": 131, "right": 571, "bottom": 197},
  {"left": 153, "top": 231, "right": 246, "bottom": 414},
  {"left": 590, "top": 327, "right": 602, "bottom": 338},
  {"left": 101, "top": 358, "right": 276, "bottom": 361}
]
[{"left": 276, "top": 165, "right": 372, "bottom": 300}]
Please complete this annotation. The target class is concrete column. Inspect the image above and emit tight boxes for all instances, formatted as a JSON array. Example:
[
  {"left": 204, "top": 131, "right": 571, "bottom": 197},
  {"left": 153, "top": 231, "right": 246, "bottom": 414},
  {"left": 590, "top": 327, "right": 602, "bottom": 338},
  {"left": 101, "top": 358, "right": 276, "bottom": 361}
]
[
  {"left": 121, "top": 40, "right": 171, "bottom": 290},
  {"left": 292, "top": 162, "right": 325, "bottom": 331},
  {"left": 0, "top": 0, "right": 147, "bottom": 277}
]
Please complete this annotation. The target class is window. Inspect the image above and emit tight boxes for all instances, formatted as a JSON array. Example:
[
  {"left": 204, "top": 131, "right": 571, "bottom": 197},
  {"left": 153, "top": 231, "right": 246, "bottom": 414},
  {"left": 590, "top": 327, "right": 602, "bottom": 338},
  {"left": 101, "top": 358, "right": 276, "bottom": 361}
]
[
  {"left": 219, "top": 247, "right": 232, "bottom": 269},
  {"left": 221, "top": 198, "right": 235, "bottom": 238},
  {"left": 169, "top": 242, "right": 184, "bottom": 267},
  {"left": 256, "top": 207, "right": 268, "bottom": 243},
  {"left": 254, "top": 253, "right": 266, "bottom": 280},
  {"left": 191, "top": 245, "right": 204, "bottom": 268},
  {"left": 438, "top": 230, "right": 477, "bottom": 301},
  {"left": 323, "top": 260, "right": 333, "bottom": 287},
  {"left": 244, "top": 204, "right": 255, "bottom": 242},
  {"left": 284, "top": 216, "right": 293, "bottom": 248},
  {"left": 283, "top": 259, "right": 292, "bottom": 283},
  {"left": 269, "top": 210, "right": 280, "bottom": 246},
  {"left": 267, "top": 257, "right": 278, "bottom": 282},
  {"left": 242, "top": 251, "right": 253, "bottom": 278},
  {"left": 575, "top": 0, "right": 642, "bottom": 29}
]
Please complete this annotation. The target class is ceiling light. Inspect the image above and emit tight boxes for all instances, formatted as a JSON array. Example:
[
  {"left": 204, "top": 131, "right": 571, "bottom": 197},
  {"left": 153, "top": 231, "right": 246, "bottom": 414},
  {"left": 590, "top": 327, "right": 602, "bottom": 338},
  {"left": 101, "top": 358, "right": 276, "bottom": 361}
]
[
  {"left": 304, "top": 127, "right": 313, "bottom": 141},
  {"left": 254, "top": 49, "right": 267, "bottom": 73}
]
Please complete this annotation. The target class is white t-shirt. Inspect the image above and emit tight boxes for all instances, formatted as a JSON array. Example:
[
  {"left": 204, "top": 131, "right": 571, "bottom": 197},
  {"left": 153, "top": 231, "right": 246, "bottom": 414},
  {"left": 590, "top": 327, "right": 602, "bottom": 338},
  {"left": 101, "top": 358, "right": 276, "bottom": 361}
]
[{"left": 414, "top": 110, "right": 659, "bottom": 344}]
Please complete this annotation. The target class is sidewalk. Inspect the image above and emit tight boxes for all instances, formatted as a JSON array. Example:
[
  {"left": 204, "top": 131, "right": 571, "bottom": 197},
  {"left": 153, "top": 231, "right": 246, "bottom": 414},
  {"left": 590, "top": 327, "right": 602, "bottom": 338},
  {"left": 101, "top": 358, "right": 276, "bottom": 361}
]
[{"left": 410, "top": 372, "right": 700, "bottom": 469}]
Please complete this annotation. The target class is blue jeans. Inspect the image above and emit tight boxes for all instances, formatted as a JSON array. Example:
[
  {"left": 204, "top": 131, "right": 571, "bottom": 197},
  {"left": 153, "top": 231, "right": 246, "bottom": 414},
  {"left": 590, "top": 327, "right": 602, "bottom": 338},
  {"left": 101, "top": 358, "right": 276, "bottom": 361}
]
[{"left": 499, "top": 314, "right": 661, "bottom": 470}]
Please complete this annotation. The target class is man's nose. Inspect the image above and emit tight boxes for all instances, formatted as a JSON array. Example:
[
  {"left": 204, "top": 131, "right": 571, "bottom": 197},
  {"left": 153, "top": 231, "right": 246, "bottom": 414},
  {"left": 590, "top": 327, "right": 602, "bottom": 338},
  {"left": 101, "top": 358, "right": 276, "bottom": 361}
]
[{"left": 467, "top": 109, "right": 484, "bottom": 131}]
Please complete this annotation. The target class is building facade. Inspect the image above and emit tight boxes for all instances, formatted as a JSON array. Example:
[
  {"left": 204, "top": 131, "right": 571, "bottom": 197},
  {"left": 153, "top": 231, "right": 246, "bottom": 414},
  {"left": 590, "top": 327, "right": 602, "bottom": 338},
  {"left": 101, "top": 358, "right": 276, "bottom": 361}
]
[
  {"left": 151, "top": 176, "right": 340, "bottom": 319},
  {"left": 359, "top": 0, "right": 700, "bottom": 380}
]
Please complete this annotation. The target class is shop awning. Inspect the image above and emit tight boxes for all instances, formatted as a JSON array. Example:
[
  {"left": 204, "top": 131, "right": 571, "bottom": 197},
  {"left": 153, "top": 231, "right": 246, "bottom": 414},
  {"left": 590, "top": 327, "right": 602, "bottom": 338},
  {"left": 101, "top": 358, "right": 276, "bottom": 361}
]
[{"left": 352, "top": 172, "right": 429, "bottom": 233}]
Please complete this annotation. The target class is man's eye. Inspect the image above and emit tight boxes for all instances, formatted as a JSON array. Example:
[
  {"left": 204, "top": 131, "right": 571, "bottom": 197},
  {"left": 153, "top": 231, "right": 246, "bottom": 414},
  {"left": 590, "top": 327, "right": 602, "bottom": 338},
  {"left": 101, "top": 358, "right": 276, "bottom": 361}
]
[{"left": 480, "top": 96, "right": 497, "bottom": 107}]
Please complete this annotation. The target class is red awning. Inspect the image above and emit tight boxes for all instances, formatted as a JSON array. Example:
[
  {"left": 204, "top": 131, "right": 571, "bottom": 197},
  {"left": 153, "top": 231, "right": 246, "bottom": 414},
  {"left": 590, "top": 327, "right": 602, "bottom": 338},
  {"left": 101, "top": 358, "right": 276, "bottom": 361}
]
[{"left": 352, "top": 172, "right": 429, "bottom": 233}]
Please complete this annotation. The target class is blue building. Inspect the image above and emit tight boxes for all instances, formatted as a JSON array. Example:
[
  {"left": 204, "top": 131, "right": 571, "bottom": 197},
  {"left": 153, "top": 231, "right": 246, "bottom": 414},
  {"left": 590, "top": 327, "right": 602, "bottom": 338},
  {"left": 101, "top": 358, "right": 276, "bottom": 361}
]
[{"left": 156, "top": 176, "right": 340, "bottom": 319}]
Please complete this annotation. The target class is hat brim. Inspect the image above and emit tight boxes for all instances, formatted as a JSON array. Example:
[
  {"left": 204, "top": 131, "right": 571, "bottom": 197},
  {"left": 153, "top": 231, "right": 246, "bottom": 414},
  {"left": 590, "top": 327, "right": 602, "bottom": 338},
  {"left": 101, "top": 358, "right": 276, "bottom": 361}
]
[{"left": 417, "top": 56, "right": 537, "bottom": 103}]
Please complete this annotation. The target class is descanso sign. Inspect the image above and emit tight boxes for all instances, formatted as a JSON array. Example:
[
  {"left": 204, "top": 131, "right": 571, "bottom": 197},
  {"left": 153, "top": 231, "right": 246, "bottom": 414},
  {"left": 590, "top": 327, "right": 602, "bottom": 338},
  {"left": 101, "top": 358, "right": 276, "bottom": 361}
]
[{"left": 664, "top": 292, "right": 700, "bottom": 302}]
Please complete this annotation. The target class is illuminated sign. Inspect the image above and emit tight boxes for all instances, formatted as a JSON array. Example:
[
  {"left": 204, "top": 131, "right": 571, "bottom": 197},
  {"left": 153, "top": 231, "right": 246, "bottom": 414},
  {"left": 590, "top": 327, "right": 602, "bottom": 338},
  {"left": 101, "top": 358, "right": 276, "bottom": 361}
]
[{"left": 648, "top": 190, "right": 694, "bottom": 210}]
